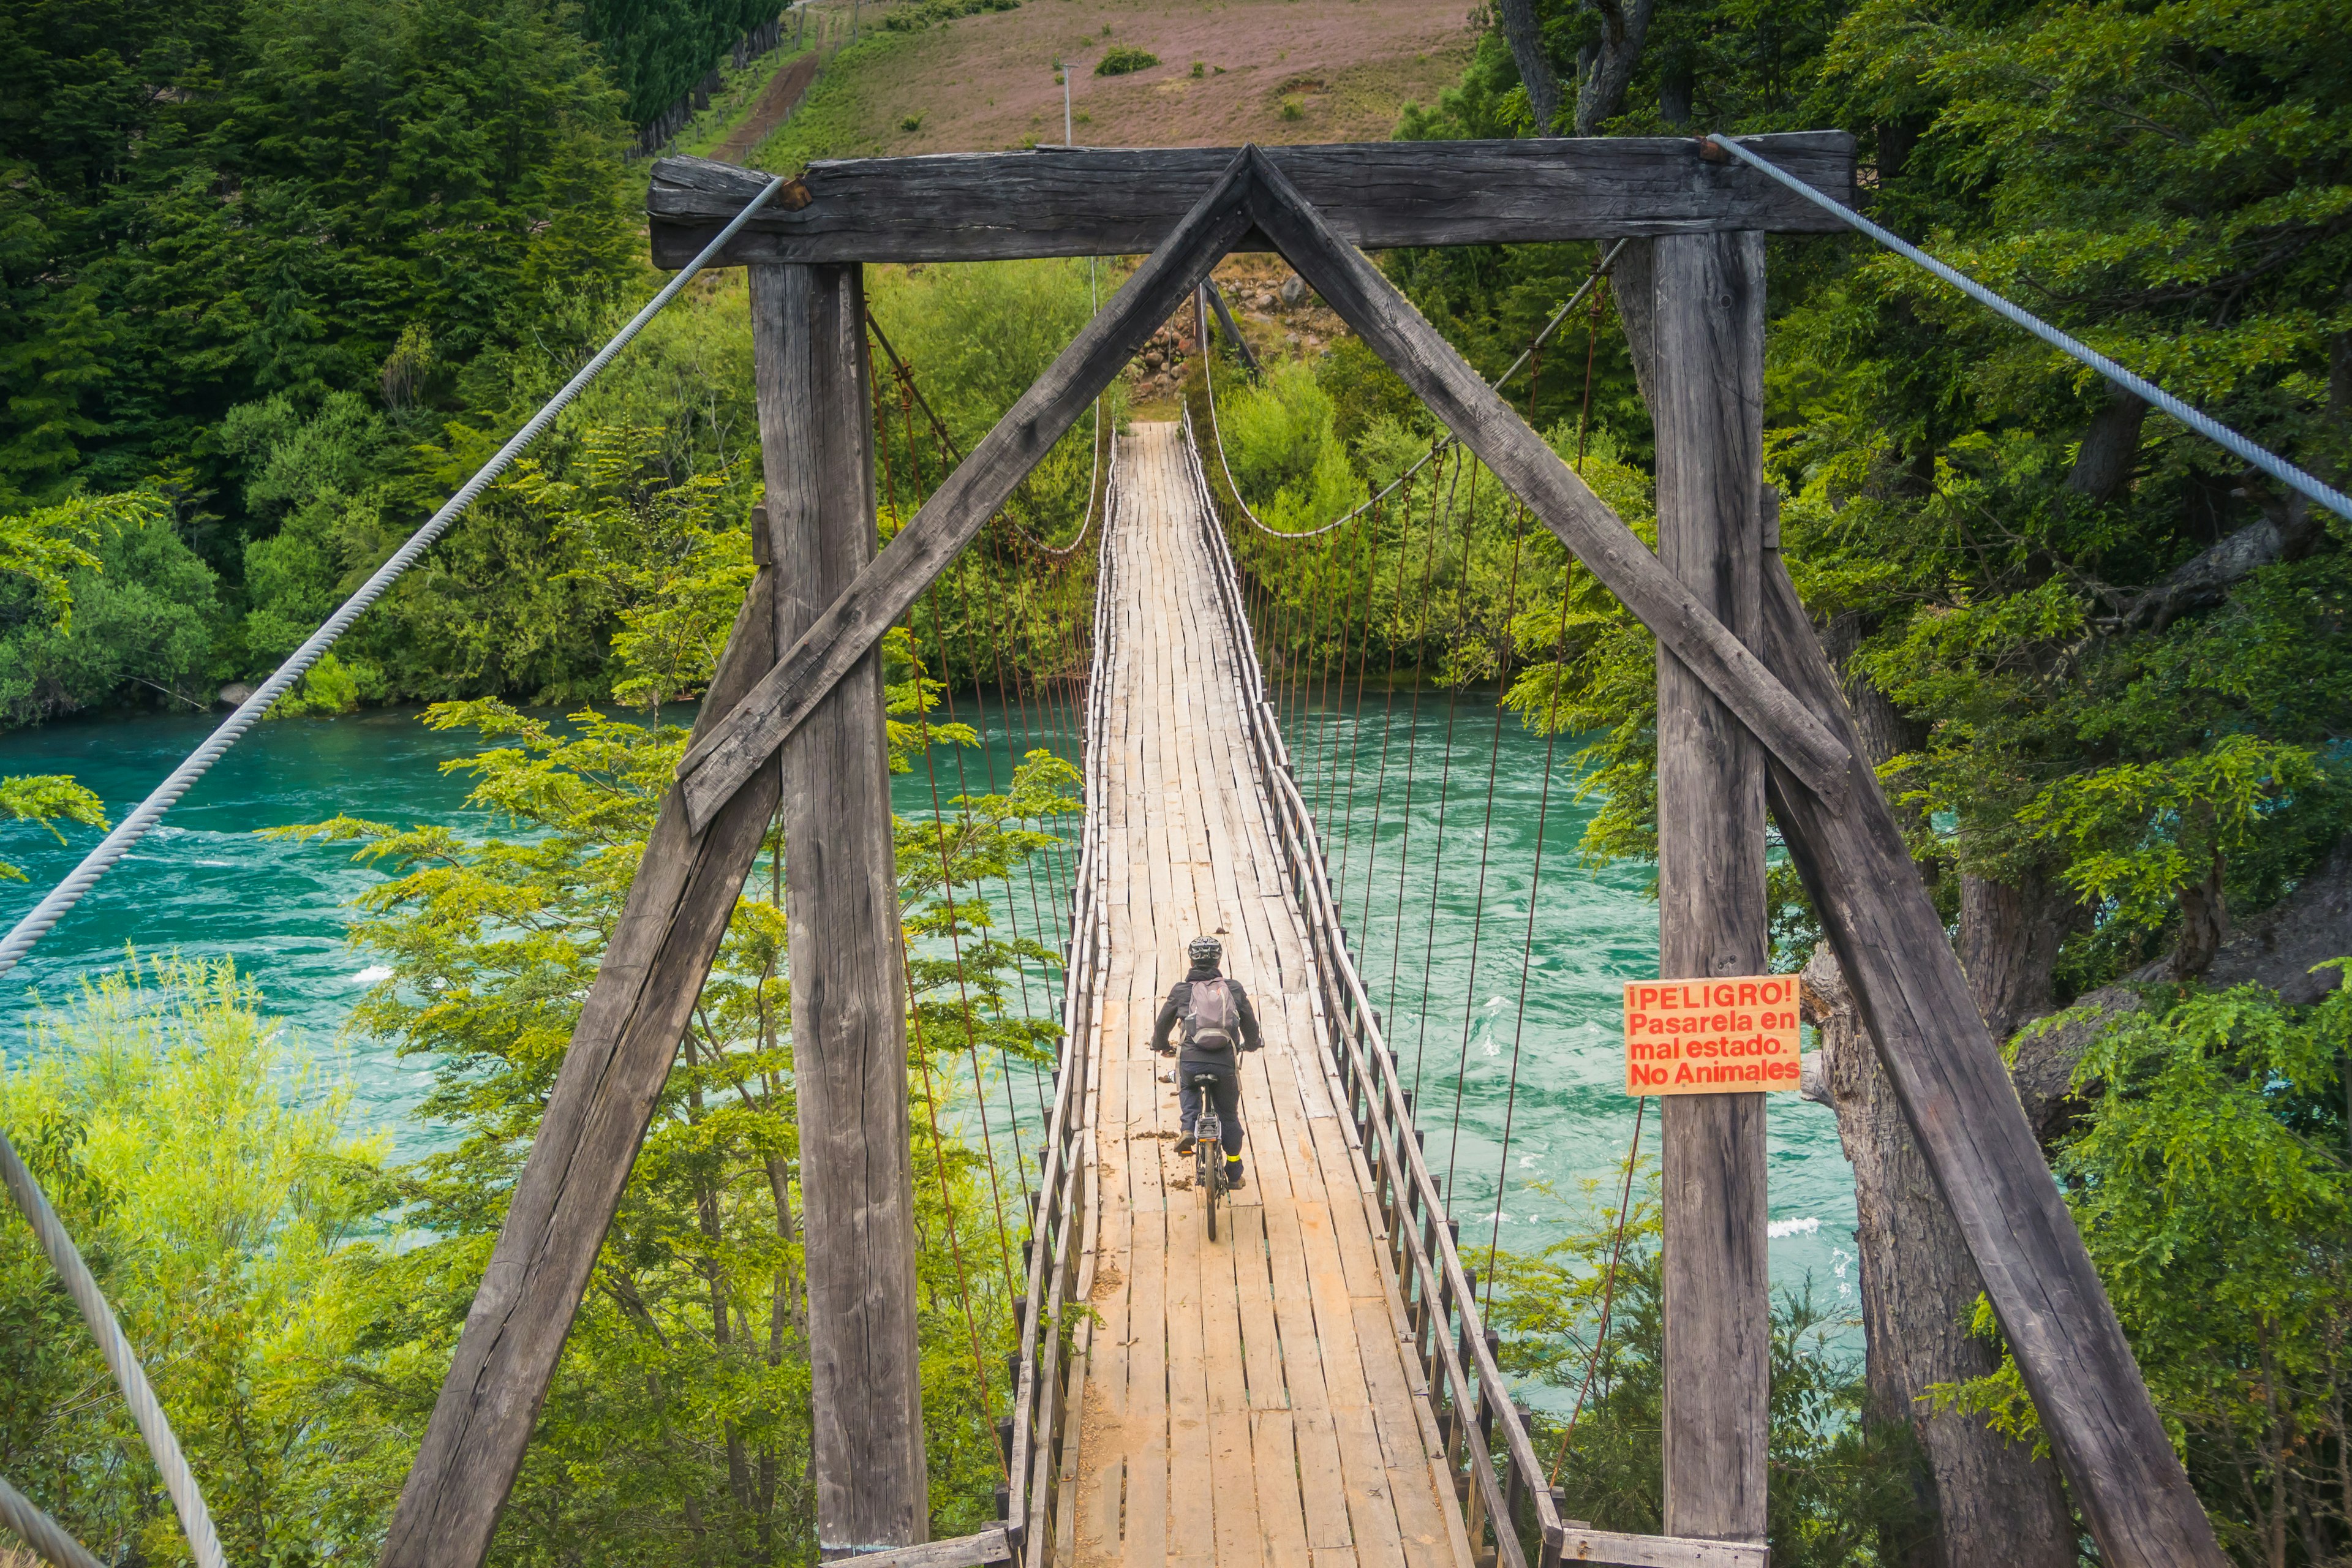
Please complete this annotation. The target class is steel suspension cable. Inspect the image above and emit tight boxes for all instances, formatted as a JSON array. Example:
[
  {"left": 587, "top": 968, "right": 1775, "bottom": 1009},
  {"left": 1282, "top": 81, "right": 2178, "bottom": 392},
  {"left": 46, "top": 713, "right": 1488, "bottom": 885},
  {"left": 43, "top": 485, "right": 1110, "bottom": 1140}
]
[
  {"left": 871, "top": 337, "right": 1020, "bottom": 1299},
  {"left": 1384, "top": 450, "right": 1464, "bottom": 1031},
  {"left": 1356, "top": 473, "right": 1427, "bottom": 944},
  {"left": 1488, "top": 270, "right": 1615, "bottom": 1317},
  {"left": 1549, "top": 1097, "right": 1646, "bottom": 1485},
  {"left": 1705, "top": 134, "right": 2352, "bottom": 526},
  {"left": 1333, "top": 496, "right": 1382, "bottom": 910},
  {"left": 1195, "top": 243, "right": 1626, "bottom": 544},
  {"left": 0, "top": 170, "right": 791, "bottom": 1568},
  {"left": 891, "top": 378, "right": 1028, "bottom": 1286},
  {"left": 1409, "top": 458, "right": 1485, "bottom": 1105},
  {"left": 899, "top": 924, "right": 1009, "bottom": 1479},
  {"left": 1441, "top": 499, "right": 1536, "bottom": 1208}
]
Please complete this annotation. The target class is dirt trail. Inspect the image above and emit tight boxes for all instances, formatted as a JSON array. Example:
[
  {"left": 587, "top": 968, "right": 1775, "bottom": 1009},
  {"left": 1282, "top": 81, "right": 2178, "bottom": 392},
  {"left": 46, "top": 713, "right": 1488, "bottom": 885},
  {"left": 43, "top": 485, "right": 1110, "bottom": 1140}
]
[{"left": 712, "top": 50, "right": 824, "bottom": 163}]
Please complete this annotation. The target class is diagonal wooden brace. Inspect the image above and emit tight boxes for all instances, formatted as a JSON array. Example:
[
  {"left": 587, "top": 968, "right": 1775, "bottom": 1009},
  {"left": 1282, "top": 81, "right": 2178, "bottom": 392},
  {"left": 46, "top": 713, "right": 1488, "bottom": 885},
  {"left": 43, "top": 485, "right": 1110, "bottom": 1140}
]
[
  {"left": 1754, "top": 555, "right": 2224, "bottom": 1568},
  {"left": 1239, "top": 146, "right": 2220, "bottom": 1566},
  {"left": 673, "top": 148, "right": 1263, "bottom": 832},
  {"left": 1235, "top": 146, "right": 1849, "bottom": 801},
  {"left": 380, "top": 566, "right": 785, "bottom": 1568}
]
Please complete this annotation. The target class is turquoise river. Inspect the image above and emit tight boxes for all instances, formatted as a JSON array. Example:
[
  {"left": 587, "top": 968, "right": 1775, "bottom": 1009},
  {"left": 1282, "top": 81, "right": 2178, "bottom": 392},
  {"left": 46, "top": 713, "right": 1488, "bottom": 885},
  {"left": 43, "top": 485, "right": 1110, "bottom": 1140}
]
[{"left": 0, "top": 693, "right": 1859, "bottom": 1365}]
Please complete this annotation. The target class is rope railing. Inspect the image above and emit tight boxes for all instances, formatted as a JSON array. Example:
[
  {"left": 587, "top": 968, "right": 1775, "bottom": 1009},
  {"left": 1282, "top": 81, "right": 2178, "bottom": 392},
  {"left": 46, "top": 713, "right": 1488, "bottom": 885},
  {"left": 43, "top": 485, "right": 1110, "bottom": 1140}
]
[
  {"left": 1180, "top": 408, "right": 1558, "bottom": 1565},
  {"left": 1182, "top": 410, "right": 1760, "bottom": 1568},
  {"left": 0, "top": 172, "right": 791, "bottom": 1568},
  {"left": 1705, "top": 133, "right": 2352, "bottom": 526},
  {"left": 1003, "top": 435, "right": 1118, "bottom": 1566}
]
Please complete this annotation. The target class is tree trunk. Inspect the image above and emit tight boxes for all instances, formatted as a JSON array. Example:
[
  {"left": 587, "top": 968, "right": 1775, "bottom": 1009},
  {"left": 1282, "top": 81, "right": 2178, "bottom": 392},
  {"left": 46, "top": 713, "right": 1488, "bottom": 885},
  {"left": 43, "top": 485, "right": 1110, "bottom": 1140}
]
[
  {"left": 1796, "top": 632, "right": 2078, "bottom": 1566},
  {"left": 1493, "top": 0, "right": 1564, "bottom": 136},
  {"left": 1956, "top": 865, "right": 2087, "bottom": 1046},
  {"left": 1804, "top": 949, "right": 2078, "bottom": 1568},
  {"left": 1574, "top": 0, "right": 1658, "bottom": 135}
]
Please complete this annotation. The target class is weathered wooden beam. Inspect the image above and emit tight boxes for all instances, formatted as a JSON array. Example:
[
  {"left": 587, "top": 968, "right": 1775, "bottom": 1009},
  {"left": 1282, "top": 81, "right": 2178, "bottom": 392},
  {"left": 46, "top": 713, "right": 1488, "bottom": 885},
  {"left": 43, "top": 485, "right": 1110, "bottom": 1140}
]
[
  {"left": 1651, "top": 231, "right": 1769, "bottom": 1548},
  {"left": 1201, "top": 279, "right": 1260, "bottom": 378},
  {"left": 1555, "top": 1526, "right": 1766, "bottom": 1568},
  {"left": 646, "top": 133, "right": 1855, "bottom": 267},
  {"left": 837, "top": 1526, "right": 1012, "bottom": 1567},
  {"left": 755, "top": 260, "right": 929, "bottom": 1553},
  {"left": 1234, "top": 147, "right": 1853, "bottom": 802},
  {"left": 379, "top": 570, "right": 783, "bottom": 1568},
  {"left": 1755, "top": 556, "right": 2226, "bottom": 1568},
  {"left": 674, "top": 149, "right": 1261, "bottom": 831}
]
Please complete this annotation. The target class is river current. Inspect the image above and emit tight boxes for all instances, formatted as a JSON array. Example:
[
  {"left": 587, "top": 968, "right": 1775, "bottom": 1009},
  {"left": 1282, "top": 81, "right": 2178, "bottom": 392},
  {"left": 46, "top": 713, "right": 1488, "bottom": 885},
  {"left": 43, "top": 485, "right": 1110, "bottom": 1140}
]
[{"left": 0, "top": 694, "right": 1858, "bottom": 1342}]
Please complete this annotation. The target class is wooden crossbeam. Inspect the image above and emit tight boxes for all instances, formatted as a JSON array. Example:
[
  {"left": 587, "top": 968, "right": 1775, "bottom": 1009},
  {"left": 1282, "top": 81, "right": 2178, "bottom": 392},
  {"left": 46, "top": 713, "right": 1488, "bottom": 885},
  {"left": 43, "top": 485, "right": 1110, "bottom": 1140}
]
[
  {"left": 676, "top": 152, "right": 1851, "bottom": 834},
  {"left": 1754, "top": 556, "right": 2226, "bottom": 1568},
  {"left": 673, "top": 148, "right": 1261, "bottom": 830},
  {"left": 645, "top": 134, "right": 1855, "bottom": 267}
]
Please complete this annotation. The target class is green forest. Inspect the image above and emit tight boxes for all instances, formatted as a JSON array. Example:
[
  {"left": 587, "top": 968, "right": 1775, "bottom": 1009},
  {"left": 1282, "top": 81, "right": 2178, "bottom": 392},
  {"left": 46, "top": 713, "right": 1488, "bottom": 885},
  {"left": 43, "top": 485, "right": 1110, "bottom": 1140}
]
[{"left": 4, "top": 0, "right": 2350, "bottom": 1558}]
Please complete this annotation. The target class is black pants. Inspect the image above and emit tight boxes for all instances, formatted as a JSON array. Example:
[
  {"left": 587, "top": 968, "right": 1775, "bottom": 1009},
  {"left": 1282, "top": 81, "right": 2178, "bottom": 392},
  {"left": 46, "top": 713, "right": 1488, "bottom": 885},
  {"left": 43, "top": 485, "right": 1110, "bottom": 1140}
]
[{"left": 1177, "top": 1063, "right": 1243, "bottom": 1157}]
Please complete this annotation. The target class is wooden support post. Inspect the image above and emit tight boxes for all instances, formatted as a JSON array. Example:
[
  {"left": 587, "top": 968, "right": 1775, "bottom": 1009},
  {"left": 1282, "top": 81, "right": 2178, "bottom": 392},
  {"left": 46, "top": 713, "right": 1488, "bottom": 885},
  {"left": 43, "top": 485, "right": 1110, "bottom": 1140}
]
[
  {"left": 752, "top": 260, "right": 929, "bottom": 1555},
  {"left": 1650, "top": 230, "right": 1770, "bottom": 1545}
]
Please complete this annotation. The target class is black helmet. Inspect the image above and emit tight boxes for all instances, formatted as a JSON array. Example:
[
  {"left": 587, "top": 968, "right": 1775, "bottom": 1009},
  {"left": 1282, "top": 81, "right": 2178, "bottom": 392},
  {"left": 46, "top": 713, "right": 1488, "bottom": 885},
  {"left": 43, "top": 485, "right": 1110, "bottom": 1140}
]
[{"left": 1188, "top": 936, "right": 1223, "bottom": 969}]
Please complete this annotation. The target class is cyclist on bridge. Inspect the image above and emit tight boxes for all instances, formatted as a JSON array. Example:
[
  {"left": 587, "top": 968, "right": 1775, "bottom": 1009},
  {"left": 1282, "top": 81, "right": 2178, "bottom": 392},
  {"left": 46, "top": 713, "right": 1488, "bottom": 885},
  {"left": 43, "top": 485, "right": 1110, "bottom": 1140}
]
[{"left": 1152, "top": 935, "right": 1263, "bottom": 1189}]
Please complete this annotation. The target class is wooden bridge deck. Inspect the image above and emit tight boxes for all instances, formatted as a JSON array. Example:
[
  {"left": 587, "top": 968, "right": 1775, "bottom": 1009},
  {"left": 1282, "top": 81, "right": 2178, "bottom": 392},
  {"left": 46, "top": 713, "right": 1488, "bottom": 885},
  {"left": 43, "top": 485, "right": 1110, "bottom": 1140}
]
[{"left": 1064, "top": 422, "right": 1474, "bottom": 1568}]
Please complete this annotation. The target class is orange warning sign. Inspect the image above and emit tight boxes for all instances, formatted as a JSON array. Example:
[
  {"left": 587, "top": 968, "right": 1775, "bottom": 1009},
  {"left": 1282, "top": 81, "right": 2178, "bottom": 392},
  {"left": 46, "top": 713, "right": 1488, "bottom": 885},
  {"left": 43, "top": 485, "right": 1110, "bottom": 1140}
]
[{"left": 1623, "top": 975, "right": 1803, "bottom": 1096}]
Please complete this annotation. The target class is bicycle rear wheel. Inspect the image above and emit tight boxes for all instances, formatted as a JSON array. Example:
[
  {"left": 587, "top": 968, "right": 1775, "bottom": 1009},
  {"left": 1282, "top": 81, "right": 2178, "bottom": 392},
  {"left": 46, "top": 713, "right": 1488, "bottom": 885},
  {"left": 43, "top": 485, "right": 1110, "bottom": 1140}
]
[{"left": 1198, "top": 1120, "right": 1220, "bottom": 1242}]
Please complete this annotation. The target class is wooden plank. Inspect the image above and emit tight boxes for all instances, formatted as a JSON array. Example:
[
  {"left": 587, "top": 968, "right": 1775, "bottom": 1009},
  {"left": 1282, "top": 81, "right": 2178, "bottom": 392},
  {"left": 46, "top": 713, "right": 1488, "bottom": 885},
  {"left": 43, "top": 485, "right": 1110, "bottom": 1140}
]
[
  {"left": 1754, "top": 556, "right": 2227, "bottom": 1568},
  {"left": 377, "top": 566, "right": 782, "bottom": 1568},
  {"left": 1551, "top": 1528, "right": 1766, "bottom": 1568},
  {"left": 1332, "top": 1405, "right": 1411, "bottom": 1568},
  {"left": 644, "top": 134, "right": 1858, "bottom": 266},
  {"left": 755, "top": 260, "right": 930, "bottom": 1552},
  {"left": 674, "top": 152, "right": 1263, "bottom": 832},
  {"left": 1234, "top": 148, "right": 1851, "bottom": 804},
  {"left": 838, "top": 1526, "right": 1015, "bottom": 1567},
  {"left": 1252, "top": 1411, "right": 1316, "bottom": 1568},
  {"left": 1649, "top": 232, "right": 1770, "bottom": 1547}
]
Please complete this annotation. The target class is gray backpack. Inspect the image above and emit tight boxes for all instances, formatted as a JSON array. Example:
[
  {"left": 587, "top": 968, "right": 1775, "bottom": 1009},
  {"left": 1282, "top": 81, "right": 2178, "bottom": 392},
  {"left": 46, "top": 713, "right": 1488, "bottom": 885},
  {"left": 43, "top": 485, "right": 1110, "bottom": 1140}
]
[{"left": 1185, "top": 978, "right": 1237, "bottom": 1053}]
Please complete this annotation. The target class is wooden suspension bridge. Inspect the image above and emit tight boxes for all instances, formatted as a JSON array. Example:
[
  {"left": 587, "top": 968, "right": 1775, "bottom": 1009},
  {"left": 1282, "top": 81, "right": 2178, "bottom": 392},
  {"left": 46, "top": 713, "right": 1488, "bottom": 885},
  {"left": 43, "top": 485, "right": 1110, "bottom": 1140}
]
[{"left": 348, "top": 137, "right": 2222, "bottom": 1568}]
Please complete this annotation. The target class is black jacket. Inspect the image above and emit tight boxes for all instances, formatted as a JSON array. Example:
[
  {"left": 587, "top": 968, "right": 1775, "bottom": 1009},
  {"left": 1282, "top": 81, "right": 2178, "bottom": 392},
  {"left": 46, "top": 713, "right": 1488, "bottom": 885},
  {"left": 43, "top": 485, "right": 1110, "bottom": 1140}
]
[{"left": 1150, "top": 965, "right": 1264, "bottom": 1068}]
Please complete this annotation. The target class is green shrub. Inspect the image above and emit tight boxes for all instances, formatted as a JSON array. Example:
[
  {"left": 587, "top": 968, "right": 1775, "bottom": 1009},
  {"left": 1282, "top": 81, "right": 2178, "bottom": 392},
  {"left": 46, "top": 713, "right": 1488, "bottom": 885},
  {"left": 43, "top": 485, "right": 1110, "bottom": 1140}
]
[
  {"left": 881, "top": 0, "right": 1017, "bottom": 31},
  {"left": 267, "top": 652, "right": 379, "bottom": 718},
  {"left": 1095, "top": 47, "right": 1158, "bottom": 75},
  {"left": 1280, "top": 96, "right": 1305, "bottom": 121},
  {"left": 0, "top": 511, "right": 222, "bottom": 725}
]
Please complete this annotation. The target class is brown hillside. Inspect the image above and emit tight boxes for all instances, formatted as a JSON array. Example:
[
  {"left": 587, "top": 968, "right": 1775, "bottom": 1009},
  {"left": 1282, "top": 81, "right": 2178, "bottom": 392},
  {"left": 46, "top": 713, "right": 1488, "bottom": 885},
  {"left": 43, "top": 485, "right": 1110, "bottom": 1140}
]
[{"left": 789, "top": 0, "right": 1474, "bottom": 157}]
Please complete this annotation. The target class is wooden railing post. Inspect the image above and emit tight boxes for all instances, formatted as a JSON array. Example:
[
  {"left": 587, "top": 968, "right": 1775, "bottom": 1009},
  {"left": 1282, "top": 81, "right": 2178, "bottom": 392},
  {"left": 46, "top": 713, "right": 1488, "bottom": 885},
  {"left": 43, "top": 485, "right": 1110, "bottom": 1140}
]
[
  {"left": 1649, "top": 230, "right": 1771, "bottom": 1547},
  {"left": 752, "top": 259, "right": 929, "bottom": 1555}
]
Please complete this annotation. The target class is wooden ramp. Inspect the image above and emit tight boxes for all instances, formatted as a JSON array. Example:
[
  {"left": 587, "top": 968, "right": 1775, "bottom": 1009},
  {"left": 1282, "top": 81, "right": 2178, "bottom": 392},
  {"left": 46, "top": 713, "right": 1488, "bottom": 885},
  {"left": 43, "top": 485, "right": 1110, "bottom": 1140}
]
[{"left": 1065, "top": 422, "right": 1475, "bottom": 1568}]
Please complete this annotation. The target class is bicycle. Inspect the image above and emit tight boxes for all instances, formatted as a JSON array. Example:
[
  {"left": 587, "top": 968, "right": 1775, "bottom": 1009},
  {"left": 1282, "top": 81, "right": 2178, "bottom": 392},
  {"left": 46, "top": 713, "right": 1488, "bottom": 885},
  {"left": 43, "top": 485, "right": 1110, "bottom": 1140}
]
[{"left": 1189, "top": 1071, "right": 1229, "bottom": 1242}]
